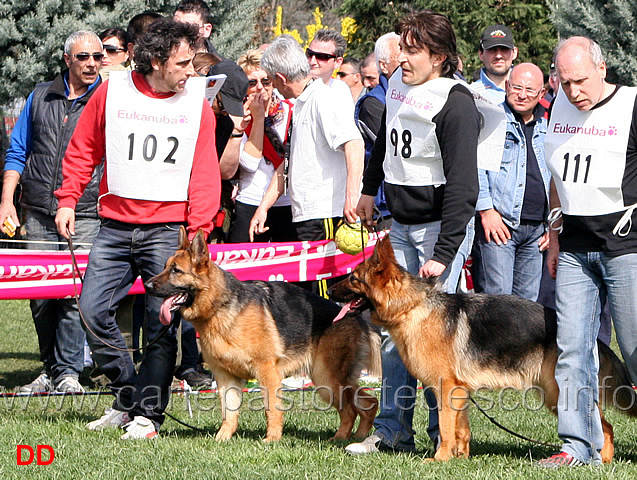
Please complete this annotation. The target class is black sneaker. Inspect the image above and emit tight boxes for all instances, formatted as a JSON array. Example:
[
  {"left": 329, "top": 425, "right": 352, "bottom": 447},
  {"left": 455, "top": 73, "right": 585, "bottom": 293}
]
[{"left": 178, "top": 369, "right": 214, "bottom": 389}]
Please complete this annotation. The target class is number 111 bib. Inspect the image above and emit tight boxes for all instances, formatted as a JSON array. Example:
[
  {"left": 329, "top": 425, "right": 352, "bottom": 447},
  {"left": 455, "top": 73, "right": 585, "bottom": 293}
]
[{"left": 546, "top": 86, "right": 637, "bottom": 216}]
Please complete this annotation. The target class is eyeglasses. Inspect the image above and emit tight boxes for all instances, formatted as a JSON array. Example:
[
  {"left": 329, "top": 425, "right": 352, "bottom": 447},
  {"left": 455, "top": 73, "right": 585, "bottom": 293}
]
[
  {"left": 248, "top": 78, "right": 272, "bottom": 87},
  {"left": 509, "top": 85, "right": 540, "bottom": 98},
  {"left": 73, "top": 52, "right": 104, "bottom": 62},
  {"left": 336, "top": 71, "right": 355, "bottom": 78},
  {"left": 104, "top": 45, "right": 126, "bottom": 54},
  {"left": 306, "top": 48, "right": 337, "bottom": 62}
]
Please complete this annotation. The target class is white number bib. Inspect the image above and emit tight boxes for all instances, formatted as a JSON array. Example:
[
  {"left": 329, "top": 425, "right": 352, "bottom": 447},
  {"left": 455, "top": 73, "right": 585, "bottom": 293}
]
[
  {"left": 545, "top": 86, "right": 637, "bottom": 216},
  {"left": 105, "top": 71, "right": 205, "bottom": 202},
  {"left": 383, "top": 74, "right": 505, "bottom": 187}
]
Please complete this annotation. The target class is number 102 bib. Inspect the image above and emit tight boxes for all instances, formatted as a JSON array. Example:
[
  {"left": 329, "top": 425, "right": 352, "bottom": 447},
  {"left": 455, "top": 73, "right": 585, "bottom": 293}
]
[{"left": 105, "top": 71, "right": 205, "bottom": 202}]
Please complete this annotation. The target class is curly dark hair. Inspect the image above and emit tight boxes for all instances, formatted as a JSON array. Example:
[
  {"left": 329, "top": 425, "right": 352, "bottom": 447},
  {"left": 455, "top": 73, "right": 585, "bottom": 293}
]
[
  {"left": 134, "top": 17, "right": 199, "bottom": 75},
  {"left": 395, "top": 10, "right": 459, "bottom": 79}
]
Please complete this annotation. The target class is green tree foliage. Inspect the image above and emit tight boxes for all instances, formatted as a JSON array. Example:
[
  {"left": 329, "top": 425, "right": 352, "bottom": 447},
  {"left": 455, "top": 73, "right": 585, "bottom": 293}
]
[
  {"left": 0, "top": 0, "right": 262, "bottom": 107},
  {"left": 340, "top": 0, "right": 557, "bottom": 79},
  {"left": 0, "top": 0, "right": 174, "bottom": 107},
  {"left": 551, "top": 0, "right": 637, "bottom": 85},
  {"left": 207, "top": 0, "right": 264, "bottom": 61}
]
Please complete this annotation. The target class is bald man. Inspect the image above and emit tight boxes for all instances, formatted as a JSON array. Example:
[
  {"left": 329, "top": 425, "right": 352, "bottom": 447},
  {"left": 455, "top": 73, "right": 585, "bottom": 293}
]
[
  {"left": 473, "top": 63, "right": 550, "bottom": 300},
  {"left": 538, "top": 37, "right": 637, "bottom": 468}
]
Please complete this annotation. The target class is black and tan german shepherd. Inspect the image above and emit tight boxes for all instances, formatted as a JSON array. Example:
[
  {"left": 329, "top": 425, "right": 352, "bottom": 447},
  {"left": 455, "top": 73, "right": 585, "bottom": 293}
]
[
  {"left": 328, "top": 235, "right": 637, "bottom": 462},
  {"left": 145, "top": 227, "right": 381, "bottom": 442}
]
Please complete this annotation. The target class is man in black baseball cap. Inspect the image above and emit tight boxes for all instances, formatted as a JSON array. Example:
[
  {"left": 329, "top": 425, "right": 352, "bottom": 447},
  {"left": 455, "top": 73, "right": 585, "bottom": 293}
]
[
  {"left": 207, "top": 58, "right": 249, "bottom": 242},
  {"left": 472, "top": 24, "right": 518, "bottom": 103}
]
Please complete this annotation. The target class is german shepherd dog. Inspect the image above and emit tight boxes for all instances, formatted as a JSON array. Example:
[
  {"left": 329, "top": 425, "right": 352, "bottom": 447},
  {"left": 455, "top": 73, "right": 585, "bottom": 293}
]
[
  {"left": 329, "top": 236, "right": 637, "bottom": 462},
  {"left": 145, "top": 227, "right": 381, "bottom": 442}
]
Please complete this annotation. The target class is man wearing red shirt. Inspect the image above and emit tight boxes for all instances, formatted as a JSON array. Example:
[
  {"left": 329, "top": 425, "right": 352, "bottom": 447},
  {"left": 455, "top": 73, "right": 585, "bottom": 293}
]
[{"left": 55, "top": 18, "right": 220, "bottom": 440}]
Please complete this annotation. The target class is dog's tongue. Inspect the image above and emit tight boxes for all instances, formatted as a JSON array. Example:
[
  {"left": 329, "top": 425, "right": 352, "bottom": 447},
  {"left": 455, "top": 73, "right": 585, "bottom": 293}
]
[
  {"left": 333, "top": 301, "right": 356, "bottom": 322},
  {"left": 159, "top": 296, "right": 178, "bottom": 326}
]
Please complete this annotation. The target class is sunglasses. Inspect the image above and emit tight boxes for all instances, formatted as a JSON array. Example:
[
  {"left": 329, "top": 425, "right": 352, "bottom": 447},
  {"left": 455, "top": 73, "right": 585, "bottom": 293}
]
[
  {"left": 305, "top": 48, "right": 337, "bottom": 62},
  {"left": 248, "top": 78, "right": 272, "bottom": 87},
  {"left": 74, "top": 52, "right": 104, "bottom": 62},
  {"left": 104, "top": 45, "right": 126, "bottom": 54},
  {"left": 336, "top": 71, "right": 355, "bottom": 78}
]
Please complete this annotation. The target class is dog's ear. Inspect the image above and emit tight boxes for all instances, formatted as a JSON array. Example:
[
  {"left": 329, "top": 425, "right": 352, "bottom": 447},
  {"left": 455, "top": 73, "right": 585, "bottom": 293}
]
[
  {"left": 372, "top": 235, "right": 395, "bottom": 264},
  {"left": 190, "top": 229, "right": 210, "bottom": 267},
  {"left": 178, "top": 226, "right": 190, "bottom": 250}
]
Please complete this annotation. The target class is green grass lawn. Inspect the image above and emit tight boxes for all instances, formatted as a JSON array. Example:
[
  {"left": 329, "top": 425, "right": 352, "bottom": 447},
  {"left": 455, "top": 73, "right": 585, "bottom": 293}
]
[{"left": 1, "top": 299, "right": 636, "bottom": 479}]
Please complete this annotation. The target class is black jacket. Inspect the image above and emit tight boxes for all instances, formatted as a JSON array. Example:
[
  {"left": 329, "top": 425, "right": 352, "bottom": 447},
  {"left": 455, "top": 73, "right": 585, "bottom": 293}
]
[
  {"left": 20, "top": 72, "right": 103, "bottom": 218},
  {"left": 362, "top": 84, "right": 480, "bottom": 266}
]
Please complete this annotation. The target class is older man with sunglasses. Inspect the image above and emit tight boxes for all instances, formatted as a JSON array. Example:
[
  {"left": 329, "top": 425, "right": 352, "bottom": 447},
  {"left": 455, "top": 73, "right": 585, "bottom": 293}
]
[
  {"left": 252, "top": 35, "right": 364, "bottom": 298},
  {"left": 0, "top": 31, "right": 104, "bottom": 394}
]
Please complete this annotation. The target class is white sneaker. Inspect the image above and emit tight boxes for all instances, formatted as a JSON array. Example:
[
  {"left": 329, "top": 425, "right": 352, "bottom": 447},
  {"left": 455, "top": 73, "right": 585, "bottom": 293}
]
[
  {"left": 345, "top": 434, "right": 383, "bottom": 455},
  {"left": 120, "top": 416, "right": 158, "bottom": 440},
  {"left": 19, "top": 372, "right": 52, "bottom": 393},
  {"left": 345, "top": 434, "right": 414, "bottom": 455},
  {"left": 55, "top": 376, "right": 85, "bottom": 393},
  {"left": 281, "top": 376, "right": 313, "bottom": 389},
  {"left": 86, "top": 408, "right": 130, "bottom": 431}
]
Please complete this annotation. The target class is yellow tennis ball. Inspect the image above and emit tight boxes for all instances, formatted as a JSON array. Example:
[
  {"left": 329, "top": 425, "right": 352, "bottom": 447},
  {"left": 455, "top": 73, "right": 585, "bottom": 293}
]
[{"left": 335, "top": 223, "right": 369, "bottom": 255}]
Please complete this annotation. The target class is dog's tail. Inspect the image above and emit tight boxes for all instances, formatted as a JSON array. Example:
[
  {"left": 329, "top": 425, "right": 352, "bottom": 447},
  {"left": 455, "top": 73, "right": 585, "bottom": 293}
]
[{"left": 598, "top": 340, "right": 637, "bottom": 417}]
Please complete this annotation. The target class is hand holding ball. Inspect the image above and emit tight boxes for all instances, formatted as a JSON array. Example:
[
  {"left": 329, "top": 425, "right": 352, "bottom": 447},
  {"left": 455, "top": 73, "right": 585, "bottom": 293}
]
[{"left": 335, "top": 222, "right": 369, "bottom": 255}]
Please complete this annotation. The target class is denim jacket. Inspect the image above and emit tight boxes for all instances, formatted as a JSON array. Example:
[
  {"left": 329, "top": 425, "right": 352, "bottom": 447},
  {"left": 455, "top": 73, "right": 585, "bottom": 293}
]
[
  {"left": 476, "top": 101, "right": 550, "bottom": 228},
  {"left": 470, "top": 68, "right": 506, "bottom": 104}
]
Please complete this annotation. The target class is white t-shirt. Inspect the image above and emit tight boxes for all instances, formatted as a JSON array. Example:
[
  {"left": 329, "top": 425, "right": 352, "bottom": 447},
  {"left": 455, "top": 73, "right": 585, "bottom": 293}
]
[
  {"left": 328, "top": 77, "right": 355, "bottom": 102},
  {"left": 288, "top": 79, "right": 362, "bottom": 222},
  {"left": 236, "top": 100, "right": 291, "bottom": 207}
]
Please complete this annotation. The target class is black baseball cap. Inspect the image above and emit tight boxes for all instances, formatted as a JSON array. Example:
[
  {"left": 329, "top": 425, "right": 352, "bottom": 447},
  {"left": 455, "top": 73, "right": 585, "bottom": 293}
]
[
  {"left": 480, "top": 25, "right": 515, "bottom": 50},
  {"left": 208, "top": 59, "right": 249, "bottom": 117}
]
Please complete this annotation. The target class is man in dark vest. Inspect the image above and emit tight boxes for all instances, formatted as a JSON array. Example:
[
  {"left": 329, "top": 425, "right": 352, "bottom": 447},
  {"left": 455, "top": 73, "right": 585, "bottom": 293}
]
[{"left": 0, "top": 31, "right": 104, "bottom": 393}]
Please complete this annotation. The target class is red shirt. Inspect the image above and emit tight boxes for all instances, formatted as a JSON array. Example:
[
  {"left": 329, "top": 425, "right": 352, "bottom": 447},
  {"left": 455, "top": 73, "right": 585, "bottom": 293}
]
[{"left": 55, "top": 71, "right": 220, "bottom": 238}]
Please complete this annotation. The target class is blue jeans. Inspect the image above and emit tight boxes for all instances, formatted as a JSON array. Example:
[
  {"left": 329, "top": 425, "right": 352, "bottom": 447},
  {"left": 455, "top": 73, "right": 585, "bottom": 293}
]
[
  {"left": 555, "top": 251, "right": 637, "bottom": 463},
  {"left": 79, "top": 219, "right": 182, "bottom": 429},
  {"left": 373, "top": 219, "right": 474, "bottom": 450},
  {"left": 473, "top": 219, "right": 545, "bottom": 301},
  {"left": 24, "top": 210, "right": 99, "bottom": 384}
]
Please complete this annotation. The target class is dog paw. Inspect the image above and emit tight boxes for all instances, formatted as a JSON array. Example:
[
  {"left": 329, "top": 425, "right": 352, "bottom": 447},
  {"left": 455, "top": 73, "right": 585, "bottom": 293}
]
[
  {"left": 433, "top": 448, "right": 453, "bottom": 462},
  {"left": 215, "top": 428, "right": 234, "bottom": 442}
]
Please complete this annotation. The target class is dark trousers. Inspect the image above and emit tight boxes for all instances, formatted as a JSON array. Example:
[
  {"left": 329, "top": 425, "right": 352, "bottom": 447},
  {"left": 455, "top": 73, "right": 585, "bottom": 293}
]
[
  {"left": 79, "top": 219, "right": 182, "bottom": 429},
  {"left": 294, "top": 217, "right": 341, "bottom": 299}
]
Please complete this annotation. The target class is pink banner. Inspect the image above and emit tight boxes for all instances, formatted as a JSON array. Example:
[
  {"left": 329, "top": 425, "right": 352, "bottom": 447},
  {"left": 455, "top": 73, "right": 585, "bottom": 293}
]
[{"left": 0, "top": 234, "right": 384, "bottom": 300}]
